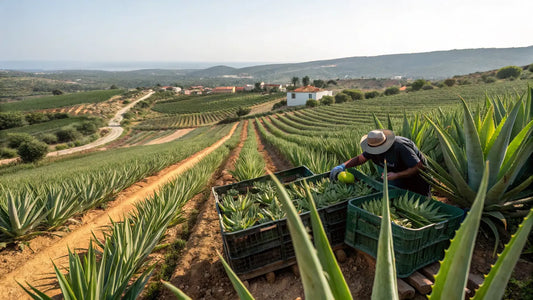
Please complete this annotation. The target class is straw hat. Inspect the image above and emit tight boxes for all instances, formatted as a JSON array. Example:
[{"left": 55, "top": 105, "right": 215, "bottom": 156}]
[{"left": 360, "top": 129, "right": 396, "bottom": 154}]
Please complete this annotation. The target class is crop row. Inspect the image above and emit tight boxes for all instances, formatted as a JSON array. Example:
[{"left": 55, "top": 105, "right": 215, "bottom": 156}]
[
  {"left": 152, "top": 92, "right": 283, "bottom": 114},
  {"left": 230, "top": 121, "right": 266, "bottom": 181},
  {"left": 0, "top": 89, "right": 124, "bottom": 112},
  {"left": 22, "top": 122, "right": 243, "bottom": 298},
  {"left": 135, "top": 109, "right": 236, "bottom": 130},
  {"left": 0, "top": 124, "right": 236, "bottom": 243}
]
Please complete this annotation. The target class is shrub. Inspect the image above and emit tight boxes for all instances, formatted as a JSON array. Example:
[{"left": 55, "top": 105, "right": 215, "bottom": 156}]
[
  {"left": 411, "top": 79, "right": 427, "bottom": 91},
  {"left": 0, "top": 147, "right": 17, "bottom": 159},
  {"left": 320, "top": 95, "right": 334, "bottom": 105},
  {"left": 24, "top": 112, "right": 49, "bottom": 125},
  {"left": 306, "top": 99, "right": 318, "bottom": 107},
  {"left": 384, "top": 86, "right": 400, "bottom": 96},
  {"left": 326, "top": 79, "right": 337, "bottom": 85},
  {"left": 365, "top": 91, "right": 380, "bottom": 99},
  {"left": 7, "top": 133, "right": 34, "bottom": 148},
  {"left": 17, "top": 139, "right": 48, "bottom": 163},
  {"left": 272, "top": 100, "right": 287, "bottom": 110},
  {"left": 497, "top": 66, "right": 522, "bottom": 79},
  {"left": 75, "top": 121, "right": 99, "bottom": 135},
  {"left": 422, "top": 85, "right": 434, "bottom": 90},
  {"left": 0, "top": 112, "right": 24, "bottom": 130},
  {"left": 55, "top": 126, "right": 82, "bottom": 142},
  {"left": 55, "top": 144, "right": 68, "bottom": 151},
  {"left": 343, "top": 89, "right": 364, "bottom": 100},
  {"left": 443, "top": 78, "right": 456, "bottom": 87},
  {"left": 529, "top": 64, "right": 533, "bottom": 72},
  {"left": 236, "top": 107, "right": 251, "bottom": 117},
  {"left": 52, "top": 89, "right": 63, "bottom": 95},
  {"left": 38, "top": 133, "right": 58, "bottom": 144},
  {"left": 46, "top": 112, "right": 69, "bottom": 120},
  {"left": 334, "top": 93, "right": 350, "bottom": 103},
  {"left": 482, "top": 75, "right": 496, "bottom": 83}
]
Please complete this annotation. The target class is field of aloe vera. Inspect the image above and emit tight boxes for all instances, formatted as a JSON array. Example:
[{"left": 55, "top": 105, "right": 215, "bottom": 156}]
[{"left": 0, "top": 79, "right": 531, "bottom": 299}]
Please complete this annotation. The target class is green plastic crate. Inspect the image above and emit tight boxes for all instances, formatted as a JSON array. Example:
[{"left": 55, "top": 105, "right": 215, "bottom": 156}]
[
  {"left": 344, "top": 189, "right": 464, "bottom": 277},
  {"left": 213, "top": 167, "right": 380, "bottom": 278}
]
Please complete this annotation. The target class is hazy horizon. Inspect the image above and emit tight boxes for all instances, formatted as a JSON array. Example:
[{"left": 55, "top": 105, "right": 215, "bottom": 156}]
[{"left": 1, "top": 0, "right": 532, "bottom": 66}]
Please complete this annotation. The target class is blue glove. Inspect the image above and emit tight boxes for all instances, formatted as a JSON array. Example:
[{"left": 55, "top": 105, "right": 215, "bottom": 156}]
[{"left": 329, "top": 163, "right": 346, "bottom": 181}]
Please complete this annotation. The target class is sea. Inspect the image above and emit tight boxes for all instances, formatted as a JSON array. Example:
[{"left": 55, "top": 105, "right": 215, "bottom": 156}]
[{"left": 0, "top": 61, "right": 269, "bottom": 72}]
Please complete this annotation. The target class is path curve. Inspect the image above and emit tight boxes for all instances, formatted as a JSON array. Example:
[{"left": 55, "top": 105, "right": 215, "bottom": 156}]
[
  {"left": 0, "top": 122, "right": 238, "bottom": 299},
  {"left": 0, "top": 91, "right": 155, "bottom": 164}
]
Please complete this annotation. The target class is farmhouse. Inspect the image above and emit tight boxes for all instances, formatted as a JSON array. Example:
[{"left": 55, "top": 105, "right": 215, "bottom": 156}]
[{"left": 287, "top": 86, "right": 333, "bottom": 106}]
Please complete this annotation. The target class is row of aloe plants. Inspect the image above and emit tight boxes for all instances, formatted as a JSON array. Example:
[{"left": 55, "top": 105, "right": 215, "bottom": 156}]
[
  {"left": 20, "top": 122, "right": 243, "bottom": 298},
  {"left": 230, "top": 121, "right": 266, "bottom": 181},
  {"left": 0, "top": 124, "right": 235, "bottom": 245},
  {"left": 165, "top": 164, "right": 533, "bottom": 299}
]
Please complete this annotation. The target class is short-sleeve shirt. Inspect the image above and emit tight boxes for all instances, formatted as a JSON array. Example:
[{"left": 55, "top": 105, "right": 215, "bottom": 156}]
[{"left": 362, "top": 136, "right": 430, "bottom": 195}]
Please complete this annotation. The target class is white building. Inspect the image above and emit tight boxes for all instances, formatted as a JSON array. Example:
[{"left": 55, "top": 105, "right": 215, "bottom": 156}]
[{"left": 287, "top": 86, "right": 333, "bottom": 106}]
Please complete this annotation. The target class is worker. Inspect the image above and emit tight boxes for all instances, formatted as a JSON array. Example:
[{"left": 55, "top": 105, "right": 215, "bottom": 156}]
[{"left": 329, "top": 129, "right": 431, "bottom": 196}]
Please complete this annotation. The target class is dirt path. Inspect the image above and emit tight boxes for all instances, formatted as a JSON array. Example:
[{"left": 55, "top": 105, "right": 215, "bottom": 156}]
[
  {"left": 248, "top": 98, "right": 284, "bottom": 115},
  {"left": 0, "top": 123, "right": 239, "bottom": 299},
  {"left": 144, "top": 128, "right": 195, "bottom": 145}
]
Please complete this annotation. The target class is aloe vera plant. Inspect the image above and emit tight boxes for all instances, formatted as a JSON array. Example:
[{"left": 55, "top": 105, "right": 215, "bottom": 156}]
[{"left": 424, "top": 92, "right": 533, "bottom": 245}]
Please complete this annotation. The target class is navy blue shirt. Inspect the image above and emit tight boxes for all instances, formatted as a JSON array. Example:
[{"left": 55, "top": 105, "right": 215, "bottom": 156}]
[{"left": 363, "top": 136, "right": 430, "bottom": 196}]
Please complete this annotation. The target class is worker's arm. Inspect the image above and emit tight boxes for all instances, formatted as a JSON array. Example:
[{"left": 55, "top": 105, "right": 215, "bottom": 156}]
[
  {"left": 344, "top": 154, "right": 368, "bottom": 168},
  {"left": 387, "top": 161, "right": 424, "bottom": 180}
]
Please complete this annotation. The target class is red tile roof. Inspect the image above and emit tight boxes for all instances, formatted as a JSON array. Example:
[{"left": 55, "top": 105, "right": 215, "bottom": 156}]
[{"left": 293, "top": 86, "right": 322, "bottom": 92}]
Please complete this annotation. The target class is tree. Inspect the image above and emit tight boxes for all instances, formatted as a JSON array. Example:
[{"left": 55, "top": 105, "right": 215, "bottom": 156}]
[
  {"left": 334, "top": 92, "right": 350, "bottom": 103},
  {"left": 343, "top": 89, "right": 364, "bottom": 100},
  {"left": 320, "top": 95, "right": 334, "bottom": 105},
  {"left": 443, "top": 78, "right": 456, "bottom": 87},
  {"left": 7, "top": 133, "right": 34, "bottom": 149},
  {"left": 52, "top": 89, "right": 63, "bottom": 95},
  {"left": 253, "top": 82, "right": 263, "bottom": 92},
  {"left": 312, "top": 79, "right": 326, "bottom": 88},
  {"left": 236, "top": 107, "right": 251, "bottom": 117},
  {"left": 496, "top": 66, "right": 522, "bottom": 79},
  {"left": 384, "top": 86, "right": 400, "bottom": 96},
  {"left": 365, "top": 91, "right": 380, "bottom": 99},
  {"left": 302, "top": 76, "right": 310, "bottom": 86},
  {"left": 291, "top": 77, "right": 299, "bottom": 87},
  {"left": 18, "top": 139, "right": 48, "bottom": 163},
  {"left": 25, "top": 112, "right": 49, "bottom": 125},
  {"left": 0, "top": 112, "right": 24, "bottom": 130},
  {"left": 411, "top": 79, "right": 427, "bottom": 91},
  {"left": 55, "top": 126, "right": 82, "bottom": 142},
  {"left": 529, "top": 64, "right": 533, "bottom": 72},
  {"left": 327, "top": 80, "right": 337, "bottom": 86},
  {"left": 110, "top": 84, "right": 118, "bottom": 89}
]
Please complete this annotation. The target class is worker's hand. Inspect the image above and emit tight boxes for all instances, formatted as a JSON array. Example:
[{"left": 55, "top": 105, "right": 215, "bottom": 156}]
[
  {"left": 386, "top": 172, "right": 399, "bottom": 181},
  {"left": 329, "top": 164, "right": 346, "bottom": 181}
]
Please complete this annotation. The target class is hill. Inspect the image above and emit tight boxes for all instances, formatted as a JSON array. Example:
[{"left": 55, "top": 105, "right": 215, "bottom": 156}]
[{"left": 1, "top": 46, "right": 532, "bottom": 95}]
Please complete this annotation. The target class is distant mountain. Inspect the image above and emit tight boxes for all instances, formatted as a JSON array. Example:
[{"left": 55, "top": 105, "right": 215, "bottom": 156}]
[{"left": 186, "top": 46, "right": 533, "bottom": 81}]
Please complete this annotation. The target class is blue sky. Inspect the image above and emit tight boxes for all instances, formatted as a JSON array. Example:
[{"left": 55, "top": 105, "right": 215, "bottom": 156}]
[{"left": 1, "top": 0, "right": 532, "bottom": 65}]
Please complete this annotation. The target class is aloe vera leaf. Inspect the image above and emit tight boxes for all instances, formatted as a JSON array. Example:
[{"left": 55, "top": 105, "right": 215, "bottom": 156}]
[
  {"left": 17, "top": 281, "right": 53, "bottom": 300},
  {"left": 372, "top": 113, "right": 384, "bottom": 129},
  {"left": 460, "top": 97, "right": 485, "bottom": 191},
  {"left": 501, "top": 176, "right": 533, "bottom": 202},
  {"left": 269, "top": 173, "right": 334, "bottom": 300},
  {"left": 473, "top": 209, "right": 533, "bottom": 300},
  {"left": 486, "top": 140, "right": 533, "bottom": 205},
  {"left": 162, "top": 280, "right": 193, "bottom": 300},
  {"left": 425, "top": 116, "right": 476, "bottom": 202},
  {"left": 480, "top": 216, "right": 501, "bottom": 257},
  {"left": 429, "top": 161, "right": 489, "bottom": 300},
  {"left": 486, "top": 99, "right": 521, "bottom": 186},
  {"left": 215, "top": 251, "right": 254, "bottom": 300},
  {"left": 387, "top": 113, "right": 394, "bottom": 131},
  {"left": 302, "top": 181, "right": 352, "bottom": 299},
  {"left": 479, "top": 106, "right": 495, "bottom": 155},
  {"left": 499, "top": 119, "right": 533, "bottom": 177},
  {"left": 372, "top": 164, "right": 399, "bottom": 300}
]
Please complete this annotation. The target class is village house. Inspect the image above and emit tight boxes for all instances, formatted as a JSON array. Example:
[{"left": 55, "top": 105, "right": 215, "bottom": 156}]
[
  {"left": 183, "top": 86, "right": 204, "bottom": 95},
  {"left": 212, "top": 86, "right": 236, "bottom": 94},
  {"left": 287, "top": 86, "right": 333, "bottom": 106},
  {"left": 264, "top": 83, "right": 285, "bottom": 92}
]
